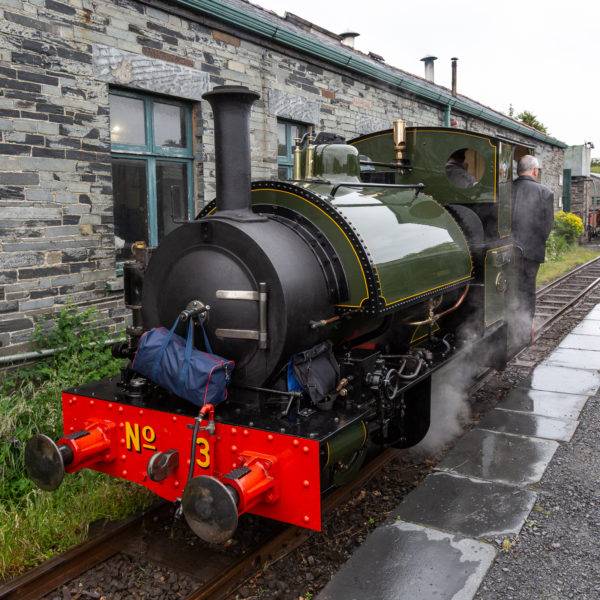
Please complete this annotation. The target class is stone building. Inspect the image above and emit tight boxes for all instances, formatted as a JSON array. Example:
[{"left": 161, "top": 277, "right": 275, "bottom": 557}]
[
  {"left": 564, "top": 144, "right": 597, "bottom": 229},
  {"left": 0, "top": 0, "right": 566, "bottom": 357}
]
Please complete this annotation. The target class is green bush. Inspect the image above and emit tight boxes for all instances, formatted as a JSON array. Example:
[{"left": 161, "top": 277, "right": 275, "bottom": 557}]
[
  {"left": 545, "top": 230, "right": 570, "bottom": 262},
  {"left": 0, "top": 303, "right": 152, "bottom": 578},
  {"left": 553, "top": 211, "right": 584, "bottom": 245}
]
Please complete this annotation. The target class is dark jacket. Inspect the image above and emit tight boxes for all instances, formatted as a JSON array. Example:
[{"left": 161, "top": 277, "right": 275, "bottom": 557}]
[{"left": 512, "top": 175, "right": 554, "bottom": 263}]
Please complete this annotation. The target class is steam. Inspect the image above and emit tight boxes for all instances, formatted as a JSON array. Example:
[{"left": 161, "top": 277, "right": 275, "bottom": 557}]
[
  {"left": 411, "top": 298, "right": 532, "bottom": 455},
  {"left": 412, "top": 356, "right": 477, "bottom": 455}
]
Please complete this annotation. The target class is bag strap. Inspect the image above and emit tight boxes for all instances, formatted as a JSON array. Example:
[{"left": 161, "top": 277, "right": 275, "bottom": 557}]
[
  {"left": 152, "top": 316, "right": 181, "bottom": 381},
  {"left": 179, "top": 319, "right": 213, "bottom": 388},
  {"left": 179, "top": 318, "right": 195, "bottom": 387},
  {"left": 199, "top": 320, "right": 213, "bottom": 354}
]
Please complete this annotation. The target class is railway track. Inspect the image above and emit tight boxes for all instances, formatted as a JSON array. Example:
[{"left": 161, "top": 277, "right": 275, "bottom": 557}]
[
  {"left": 534, "top": 254, "right": 600, "bottom": 338},
  {"left": 0, "top": 450, "right": 399, "bottom": 600},
  {"left": 3, "top": 255, "right": 600, "bottom": 600}
]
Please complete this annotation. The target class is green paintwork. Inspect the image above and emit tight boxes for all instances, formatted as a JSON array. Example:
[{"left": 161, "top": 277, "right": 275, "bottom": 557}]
[
  {"left": 484, "top": 246, "right": 513, "bottom": 326},
  {"left": 498, "top": 142, "right": 513, "bottom": 237},
  {"left": 324, "top": 185, "right": 472, "bottom": 307},
  {"left": 325, "top": 420, "right": 367, "bottom": 486},
  {"left": 251, "top": 181, "right": 472, "bottom": 312},
  {"left": 563, "top": 168, "right": 572, "bottom": 212},
  {"left": 251, "top": 186, "right": 369, "bottom": 308},
  {"left": 352, "top": 128, "right": 498, "bottom": 204}
]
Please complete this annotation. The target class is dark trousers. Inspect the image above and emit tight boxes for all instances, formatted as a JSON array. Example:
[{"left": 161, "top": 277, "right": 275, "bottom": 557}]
[{"left": 513, "top": 257, "right": 541, "bottom": 347}]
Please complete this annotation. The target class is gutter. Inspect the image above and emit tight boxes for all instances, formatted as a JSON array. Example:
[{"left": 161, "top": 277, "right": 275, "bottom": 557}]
[{"left": 173, "top": 0, "right": 566, "bottom": 149}]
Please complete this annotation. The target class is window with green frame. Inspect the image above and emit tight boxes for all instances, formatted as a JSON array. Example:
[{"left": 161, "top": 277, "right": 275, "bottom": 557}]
[
  {"left": 109, "top": 89, "right": 194, "bottom": 260},
  {"left": 277, "top": 119, "right": 307, "bottom": 180}
]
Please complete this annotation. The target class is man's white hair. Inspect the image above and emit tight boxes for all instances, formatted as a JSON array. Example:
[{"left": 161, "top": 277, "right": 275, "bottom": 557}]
[{"left": 517, "top": 155, "right": 539, "bottom": 175}]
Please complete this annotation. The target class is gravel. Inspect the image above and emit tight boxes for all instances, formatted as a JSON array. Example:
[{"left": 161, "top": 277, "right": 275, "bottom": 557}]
[
  {"left": 44, "top": 553, "right": 197, "bottom": 600},
  {"left": 475, "top": 296, "right": 600, "bottom": 599}
]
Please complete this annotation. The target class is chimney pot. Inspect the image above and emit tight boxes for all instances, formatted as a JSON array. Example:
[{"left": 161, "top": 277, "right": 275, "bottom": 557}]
[
  {"left": 202, "top": 86, "right": 260, "bottom": 215},
  {"left": 340, "top": 31, "right": 359, "bottom": 49},
  {"left": 420, "top": 55, "right": 437, "bottom": 83},
  {"left": 451, "top": 57, "right": 458, "bottom": 96}
]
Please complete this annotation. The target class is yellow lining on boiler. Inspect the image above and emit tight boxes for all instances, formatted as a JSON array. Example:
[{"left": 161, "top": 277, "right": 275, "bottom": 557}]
[{"left": 252, "top": 187, "right": 370, "bottom": 308}]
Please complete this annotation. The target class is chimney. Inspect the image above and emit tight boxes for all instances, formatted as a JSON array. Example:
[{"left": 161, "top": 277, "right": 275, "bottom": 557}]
[
  {"left": 451, "top": 57, "right": 458, "bottom": 96},
  {"left": 202, "top": 86, "right": 260, "bottom": 215},
  {"left": 340, "top": 31, "right": 359, "bottom": 48},
  {"left": 420, "top": 55, "right": 437, "bottom": 82}
]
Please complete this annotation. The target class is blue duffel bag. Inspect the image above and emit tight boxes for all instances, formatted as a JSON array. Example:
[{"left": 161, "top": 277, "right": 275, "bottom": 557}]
[{"left": 132, "top": 317, "right": 234, "bottom": 407}]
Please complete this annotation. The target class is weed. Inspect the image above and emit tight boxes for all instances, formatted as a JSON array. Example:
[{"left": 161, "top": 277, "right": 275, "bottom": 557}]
[{"left": 0, "top": 303, "right": 152, "bottom": 579}]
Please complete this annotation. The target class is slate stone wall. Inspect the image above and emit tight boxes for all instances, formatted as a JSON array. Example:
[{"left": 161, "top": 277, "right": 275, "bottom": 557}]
[
  {"left": 570, "top": 176, "right": 592, "bottom": 226},
  {"left": 0, "top": 0, "right": 564, "bottom": 355}
]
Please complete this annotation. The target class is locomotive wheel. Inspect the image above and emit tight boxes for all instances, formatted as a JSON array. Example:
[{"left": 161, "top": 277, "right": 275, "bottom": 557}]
[
  {"left": 25, "top": 434, "right": 67, "bottom": 491},
  {"left": 182, "top": 476, "right": 239, "bottom": 544}
]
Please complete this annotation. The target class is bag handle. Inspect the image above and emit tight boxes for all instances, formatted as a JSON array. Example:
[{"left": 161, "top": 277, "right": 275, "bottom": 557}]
[
  {"left": 152, "top": 316, "right": 181, "bottom": 382},
  {"left": 199, "top": 320, "right": 213, "bottom": 354},
  {"left": 179, "top": 319, "right": 195, "bottom": 388},
  {"left": 180, "top": 318, "right": 214, "bottom": 389}
]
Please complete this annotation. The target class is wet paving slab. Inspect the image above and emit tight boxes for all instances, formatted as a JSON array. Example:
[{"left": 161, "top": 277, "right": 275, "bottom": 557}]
[
  {"left": 525, "top": 363, "right": 600, "bottom": 396},
  {"left": 318, "top": 521, "right": 496, "bottom": 600},
  {"left": 478, "top": 408, "right": 577, "bottom": 442},
  {"left": 497, "top": 387, "right": 588, "bottom": 420},
  {"left": 570, "top": 319, "right": 600, "bottom": 336},
  {"left": 544, "top": 346, "right": 600, "bottom": 370},
  {"left": 581, "top": 305, "right": 600, "bottom": 320},
  {"left": 392, "top": 472, "right": 537, "bottom": 539},
  {"left": 436, "top": 428, "right": 558, "bottom": 486},
  {"left": 558, "top": 332, "right": 600, "bottom": 351}
]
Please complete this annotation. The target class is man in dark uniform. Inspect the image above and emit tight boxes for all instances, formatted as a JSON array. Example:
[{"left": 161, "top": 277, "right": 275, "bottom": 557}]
[
  {"left": 446, "top": 149, "right": 477, "bottom": 188},
  {"left": 512, "top": 155, "right": 554, "bottom": 345}
]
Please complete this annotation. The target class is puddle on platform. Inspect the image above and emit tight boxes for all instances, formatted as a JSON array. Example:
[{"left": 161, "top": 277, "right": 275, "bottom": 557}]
[
  {"left": 437, "top": 428, "right": 558, "bottom": 486},
  {"left": 544, "top": 347, "right": 600, "bottom": 370},
  {"left": 559, "top": 333, "right": 600, "bottom": 352},
  {"left": 498, "top": 387, "right": 588, "bottom": 420},
  {"left": 582, "top": 306, "right": 600, "bottom": 321},
  {"left": 478, "top": 409, "right": 577, "bottom": 442},
  {"left": 393, "top": 472, "right": 537, "bottom": 539},
  {"left": 525, "top": 364, "right": 600, "bottom": 396},
  {"left": 570, "top": 320, "right": 600, "bottom": 337}
]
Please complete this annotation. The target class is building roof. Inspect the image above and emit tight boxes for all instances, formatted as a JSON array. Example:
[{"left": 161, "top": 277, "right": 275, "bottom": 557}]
[{"left": 173, "top": 0, "right": 566, "bottom": 149}]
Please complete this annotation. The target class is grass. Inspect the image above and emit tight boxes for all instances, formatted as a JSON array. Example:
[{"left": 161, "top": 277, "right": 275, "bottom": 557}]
[
  {"left": 537, "top": 244, "right": 600, "bottom": 287},
  {"left": 0, "top": 304, "right": 152, "bottom": 580}
]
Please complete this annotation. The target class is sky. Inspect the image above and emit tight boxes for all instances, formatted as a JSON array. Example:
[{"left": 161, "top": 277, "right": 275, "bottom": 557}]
[{"left": 252, "top": 0, "right": 599, "bottom": 157}]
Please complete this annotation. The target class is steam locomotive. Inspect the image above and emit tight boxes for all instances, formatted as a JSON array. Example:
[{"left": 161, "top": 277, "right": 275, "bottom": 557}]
[{"left": 25, "top": 86, "right": 523, "bottom": 543}]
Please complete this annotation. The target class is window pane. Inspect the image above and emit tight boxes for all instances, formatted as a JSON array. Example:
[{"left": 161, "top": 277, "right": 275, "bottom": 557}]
[
  {"left": 157, "top": 161, "right": 188, "bottom": 240},
  {"left": 112, "top": 158, "right": 148, "bottom": 260},
  {"left": 278, "top": 165, "right": 290, "bottom": 180},
  {"left": 109, "top": 95, "right": 145, "bottom": 146},
  {"left": 154, "top": 102, "right": 186, "bottom": 148},
  {"left": 290, "top": 124, "right": 305, "bottom": 144},
  {"left": 277, "top": 122, "right": 287, "bottom": 157}
]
